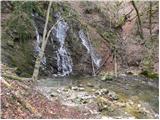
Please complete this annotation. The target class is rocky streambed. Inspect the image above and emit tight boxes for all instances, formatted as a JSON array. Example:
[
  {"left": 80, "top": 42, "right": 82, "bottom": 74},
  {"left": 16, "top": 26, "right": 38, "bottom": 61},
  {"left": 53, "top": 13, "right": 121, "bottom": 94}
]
[{"left": 35, "top": 75, "right": 159, "bottom": 119}]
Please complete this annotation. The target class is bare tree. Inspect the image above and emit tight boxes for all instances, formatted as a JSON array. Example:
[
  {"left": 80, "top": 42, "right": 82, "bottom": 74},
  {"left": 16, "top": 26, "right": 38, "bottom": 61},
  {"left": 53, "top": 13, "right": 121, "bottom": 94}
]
[
  {"left": 131, "top": 1, "right": 144, "bottom": 39},
  {"left": 32, "top": 1, "right": 52, "bottom": 81},
  {"left": 149, "top": 1, "right": 152, "bottom": 40}
]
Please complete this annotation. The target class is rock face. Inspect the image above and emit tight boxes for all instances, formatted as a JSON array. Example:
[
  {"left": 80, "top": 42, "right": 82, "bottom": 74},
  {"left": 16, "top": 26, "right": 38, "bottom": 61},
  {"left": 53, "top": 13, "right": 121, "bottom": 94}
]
[
  {"left": 1, "top": 2, "right": 114, "bottom": 77},
  {"left": 2, "top": 1, "right": 158, "bottom": 77},
  {"left": 32, "top": 13, "right": 102, "bottom": 77}
]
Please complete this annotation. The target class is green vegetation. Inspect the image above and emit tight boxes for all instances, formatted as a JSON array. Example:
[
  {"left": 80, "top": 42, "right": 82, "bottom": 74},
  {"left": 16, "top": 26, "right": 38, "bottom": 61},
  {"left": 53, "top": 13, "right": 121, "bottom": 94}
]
[{"left": 140, "top": 70, "right": 158, "bottom": 79}]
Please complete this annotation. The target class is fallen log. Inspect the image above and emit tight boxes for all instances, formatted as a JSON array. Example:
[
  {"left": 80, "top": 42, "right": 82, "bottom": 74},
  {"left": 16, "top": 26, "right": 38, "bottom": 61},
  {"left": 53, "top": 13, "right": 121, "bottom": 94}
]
[{"left": 2, "top": 73, "right": 32, "bottom": 81}]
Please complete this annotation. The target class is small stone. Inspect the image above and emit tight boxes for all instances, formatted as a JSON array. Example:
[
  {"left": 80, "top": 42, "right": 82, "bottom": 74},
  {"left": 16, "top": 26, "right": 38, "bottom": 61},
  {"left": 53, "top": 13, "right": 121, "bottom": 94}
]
[
  {"left": 82, "top": 100, "right": 88, "bottom": 104},
  {"left": 79, "top": 87, "right": 85, "bottom": 91},
  {"left": 71, "top": 86, "right": 78, "bottom": 90},
  {"left": 92, "top": 88, "right": 96, "bottom": 92},
  {"left": 128, "top": 100, "right": 134, "bottom": 105},
  {"left": 101, "top": 88, "right": 109, "bottom": 95},
  {"left": 78, "top": 84, "right": 83, "bottom": 87},
  {"left": 126, "top": 71, "right": 133, "bottom": 75},
  {"left": 108, "top": 91, "right": 119, "bottom": 100},
  {"left": 50, "top": 93, "right": 57, "bottom": 97},
  {"left": 62, "top": 88, "right": 68, "bottom": 92},
  {"left": 121, "top": 74, "right": 127, "bottom": 76},
  {"left": 95, "top": 90, "right": 101, "bottom": 95},
  {"left": 56, "top": 89, "right": 61, "bottom": 93},
  {"left": 87, "top": 83, "right": 94, "bottom": 87},
  {"left": 137, "top": 104, "right": 141, "bottom": 108}
]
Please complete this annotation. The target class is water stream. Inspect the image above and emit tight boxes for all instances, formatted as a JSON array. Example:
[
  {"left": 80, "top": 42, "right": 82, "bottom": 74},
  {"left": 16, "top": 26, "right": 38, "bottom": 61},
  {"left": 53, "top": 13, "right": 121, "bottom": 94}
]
[
  {"left": 79, "top": 29, "right": 101, "bottom": 68},
  {"left": 35, "top": 75, "right": 159, "bottom": 119},
  {"left": 55, "top": 15, "right": 73, "bottom": 76}
]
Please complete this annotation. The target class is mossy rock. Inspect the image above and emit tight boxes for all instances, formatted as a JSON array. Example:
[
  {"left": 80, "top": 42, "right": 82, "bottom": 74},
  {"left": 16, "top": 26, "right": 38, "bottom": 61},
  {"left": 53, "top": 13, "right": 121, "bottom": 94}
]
[
  {"left": 96, "top": 97, "right": 110, "bottom": 112},
  {"left": 140, "top": 70, "right": 159, "bottom": 79},
  {"left": 100, "top": 72, "right": 114, "bottom": 81}
]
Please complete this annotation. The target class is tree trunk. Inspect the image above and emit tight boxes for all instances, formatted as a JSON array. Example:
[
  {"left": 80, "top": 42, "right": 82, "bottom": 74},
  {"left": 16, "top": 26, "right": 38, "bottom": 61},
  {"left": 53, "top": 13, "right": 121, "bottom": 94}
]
[
  {"left": 114, "top": 51, "right": 118, "bottom": 77},
  {"left": 149, "top": 1, "right": 152, "bottom": 40},
  {"left": 32, "top": 1, "right": 52, "bottom": 81},
  {"left": 87, "top": 32, "right": 96, "bottom": 76},
  {"left": 131, "top": 1, "right": 144, "bottom": 39}
]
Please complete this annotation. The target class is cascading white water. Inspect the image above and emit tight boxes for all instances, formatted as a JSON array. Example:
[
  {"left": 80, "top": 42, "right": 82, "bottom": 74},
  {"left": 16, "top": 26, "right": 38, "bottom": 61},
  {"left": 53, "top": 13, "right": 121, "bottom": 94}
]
[
  {"left": 55, "top": 17, "right": 73, "bottom": 76},
  {"left": 78, "top": 29, "right": 101, "bottom": 68},
  {"left": 34, "top": 24, "right": 46, "bottom": 65},
  {"left": 33, "top": 12, "right": 102, "bottom": 76}
]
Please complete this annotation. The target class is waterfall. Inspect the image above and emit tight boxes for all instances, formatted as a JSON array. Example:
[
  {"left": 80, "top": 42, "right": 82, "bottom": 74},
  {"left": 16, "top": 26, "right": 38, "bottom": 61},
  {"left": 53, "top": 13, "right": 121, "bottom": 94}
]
[
  {"left": 32, "top": 12, "right": 102, "bottom": 76},
  {"left": 55, "top": 16, "right": 73, "bottom": 76},
  {"left": 78, "top": 29, "right": 101, "bottom": 68}
]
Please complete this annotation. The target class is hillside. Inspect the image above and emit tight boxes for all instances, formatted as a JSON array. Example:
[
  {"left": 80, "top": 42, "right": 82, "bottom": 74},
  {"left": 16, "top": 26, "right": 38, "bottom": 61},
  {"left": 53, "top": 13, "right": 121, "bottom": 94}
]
[{"left": 1, "top": 1, "right": 159, "bottom": 119}]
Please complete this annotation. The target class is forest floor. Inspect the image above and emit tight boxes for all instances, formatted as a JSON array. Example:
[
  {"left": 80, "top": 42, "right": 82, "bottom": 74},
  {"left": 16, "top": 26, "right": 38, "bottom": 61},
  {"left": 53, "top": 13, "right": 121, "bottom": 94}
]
[
  {"left": 1, "top": 78, "right": 95, "bottom": 119},
  {"left": 1, "top": 64, "right": 95, "bottom": 119},
  {"left": 1, "top": 64, "right": 159, "bottom": 119}
]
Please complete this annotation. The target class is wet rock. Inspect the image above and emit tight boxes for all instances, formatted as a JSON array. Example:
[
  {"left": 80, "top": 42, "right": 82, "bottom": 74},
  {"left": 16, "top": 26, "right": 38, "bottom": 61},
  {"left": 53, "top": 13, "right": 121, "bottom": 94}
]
[{"left": 108, "top": 91, "right": 119, "bottom": 100}]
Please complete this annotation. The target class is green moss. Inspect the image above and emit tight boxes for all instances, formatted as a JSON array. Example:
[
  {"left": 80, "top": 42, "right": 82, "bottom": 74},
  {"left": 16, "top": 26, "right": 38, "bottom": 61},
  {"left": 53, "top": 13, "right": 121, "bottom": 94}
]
[
  {"left": 140, "top": 70, "right": 159, "bottom": 79},
  {"left": 102, "top": 31, "right": 117, "bottom": 41},
  {"left": 115, "top": 16, "right": 126, "bottom": 28},
  {"left": 125, "top": 103, "right": 146, "bottom": 119},
  {"left": 2, "top": 31, "right": 34, "bottom": 77}
]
